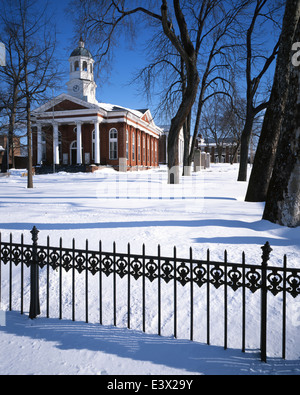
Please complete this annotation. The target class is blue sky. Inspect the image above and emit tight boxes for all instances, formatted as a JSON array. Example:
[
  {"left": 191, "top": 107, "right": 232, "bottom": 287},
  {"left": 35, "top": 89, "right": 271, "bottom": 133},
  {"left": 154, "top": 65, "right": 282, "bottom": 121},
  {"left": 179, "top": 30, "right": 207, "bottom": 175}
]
[
  {"left": 2, "top": 0, "right": 282, "bottom": 125},
  {"left": 48, "top": 0, "right": 152, "bottom": 113}
]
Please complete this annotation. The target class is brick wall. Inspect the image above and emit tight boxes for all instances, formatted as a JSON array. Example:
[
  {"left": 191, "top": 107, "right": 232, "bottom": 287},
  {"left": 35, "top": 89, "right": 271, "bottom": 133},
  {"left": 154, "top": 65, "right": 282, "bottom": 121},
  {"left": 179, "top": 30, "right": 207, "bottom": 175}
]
[{"left": 33, "top": 122, "right": 159, "bottom": 170}]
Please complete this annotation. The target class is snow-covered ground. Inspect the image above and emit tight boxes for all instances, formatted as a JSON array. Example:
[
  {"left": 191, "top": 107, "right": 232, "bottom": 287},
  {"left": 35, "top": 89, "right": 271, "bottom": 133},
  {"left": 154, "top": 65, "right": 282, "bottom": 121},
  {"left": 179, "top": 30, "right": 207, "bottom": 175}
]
[{"left": 0, "top": 164, "right": 299, "bottom": 375}]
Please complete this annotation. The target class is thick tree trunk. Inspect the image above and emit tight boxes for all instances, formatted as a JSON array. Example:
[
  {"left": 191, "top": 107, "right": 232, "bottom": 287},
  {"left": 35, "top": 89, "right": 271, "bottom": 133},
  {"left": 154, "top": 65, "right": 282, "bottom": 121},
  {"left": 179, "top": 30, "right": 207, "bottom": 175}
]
[
  {"left": 246, "top": 0, "right": 300, "bottom": 202},
  {"left": 182, "top": 112, "right": 192, "bottom": 175},
  {"left": 167, "top": 66, "right": 199, "bottom": 183},
  {"left": 237, "top": 116, "right": 254, "bottom": 181},
  {"left": 263, "top": 55, "right": 300, "bottom": 227}
]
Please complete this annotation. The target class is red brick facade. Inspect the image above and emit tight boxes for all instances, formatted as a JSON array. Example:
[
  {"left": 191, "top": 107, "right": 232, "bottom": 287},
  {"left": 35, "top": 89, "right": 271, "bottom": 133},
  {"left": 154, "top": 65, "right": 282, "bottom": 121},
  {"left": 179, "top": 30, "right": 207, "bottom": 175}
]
[{"left": 32, "top": 94, "right": 161, "bottom": 170}]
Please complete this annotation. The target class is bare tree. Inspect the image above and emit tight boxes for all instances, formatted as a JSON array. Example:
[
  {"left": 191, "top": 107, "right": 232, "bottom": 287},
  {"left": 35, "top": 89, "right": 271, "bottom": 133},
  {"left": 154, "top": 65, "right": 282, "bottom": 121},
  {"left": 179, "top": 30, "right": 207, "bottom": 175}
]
[
  {"left": 133, "top": 2, "right": 230, "bottom": 171},
  {"left": 71, "top": 0, "right": 230, "bottom": 182},
  {"left": 0, "top": 30, "right": 26, "bottom": 171},
  {"left": 0, "top": 0, "right": 60, "bottom": 188},
  {"left": 134, "top": 30, "right": 183, "bottom": 124},
  {"left": 200, "top": 94, "right": 245, "bottom": 162},
  {"left": 245, "top": 0, "right": 300, "bottom": 201},
  {"left": 263, "top": 18, "right": 300, "bottom": 227},
  {"left": 237, "top": 0, "right": 284, "bottom": 182}
]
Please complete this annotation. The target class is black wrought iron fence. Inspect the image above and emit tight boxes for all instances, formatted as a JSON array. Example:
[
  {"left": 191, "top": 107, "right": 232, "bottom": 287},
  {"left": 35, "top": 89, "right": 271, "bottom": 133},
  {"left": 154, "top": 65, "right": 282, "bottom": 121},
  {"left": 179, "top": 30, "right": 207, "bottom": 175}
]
[{"left": 0, "top": 226, "right": 299, "bottom": 363}]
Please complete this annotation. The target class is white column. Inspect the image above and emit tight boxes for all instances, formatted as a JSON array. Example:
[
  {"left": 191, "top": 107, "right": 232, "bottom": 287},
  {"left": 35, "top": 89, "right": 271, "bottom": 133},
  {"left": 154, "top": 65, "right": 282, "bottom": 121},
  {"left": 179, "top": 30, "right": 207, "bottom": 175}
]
[
  {"left": 53, "top": 123, "right": 60, "bottom": 165},
  {"left": 76, "top": 121, "right": 82, "bottom": 165},
  {"left": 37, "top": 124, "right": 42, "bottom": 165},
  {"left": 94, "top": 119, "right": 100, "bottom": 164}
]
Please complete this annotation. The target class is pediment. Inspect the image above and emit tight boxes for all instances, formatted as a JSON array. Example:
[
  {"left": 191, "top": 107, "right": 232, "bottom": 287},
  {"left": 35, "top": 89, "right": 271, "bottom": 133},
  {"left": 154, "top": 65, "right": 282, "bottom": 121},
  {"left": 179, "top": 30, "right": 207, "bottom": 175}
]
[
  {"left": 141, "top": 110, "right": 155, "bottom": 126},
  {"left": 142, "top": 113, "right": 150, "bottom": 123},
  {"left": 45, "top": 99, "right": 90, "bottom": 112},
  {"left": 33, "top": 93, "right": 99, "bottom": 114}
]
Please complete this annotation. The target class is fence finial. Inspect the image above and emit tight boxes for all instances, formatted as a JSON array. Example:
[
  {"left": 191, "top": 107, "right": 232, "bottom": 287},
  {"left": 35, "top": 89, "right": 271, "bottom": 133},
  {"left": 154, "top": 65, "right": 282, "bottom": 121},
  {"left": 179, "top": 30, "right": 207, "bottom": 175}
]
[
  {"left": 261, "top": 241, "right": 272, "bottom": 265},
  {"left": 30, "top": 226, "right": 39, "bottom": 245}
]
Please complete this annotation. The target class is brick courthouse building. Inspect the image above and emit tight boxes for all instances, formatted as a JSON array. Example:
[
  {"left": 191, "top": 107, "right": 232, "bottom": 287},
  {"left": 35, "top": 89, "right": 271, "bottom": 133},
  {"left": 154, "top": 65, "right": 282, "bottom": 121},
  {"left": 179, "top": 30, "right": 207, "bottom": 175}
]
[{"left": 31, "top": 39, "right": 162, "bottom": 171}]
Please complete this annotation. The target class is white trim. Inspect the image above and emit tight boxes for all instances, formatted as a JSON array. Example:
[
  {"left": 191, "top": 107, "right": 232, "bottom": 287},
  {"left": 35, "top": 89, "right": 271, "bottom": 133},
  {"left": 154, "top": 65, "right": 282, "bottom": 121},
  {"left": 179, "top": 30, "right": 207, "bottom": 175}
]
[
  {"left": 76, "top": 122, "right": 82, "bottom": 164},
  {"left": 94, "top": 120, "right": 100, "bottom": 164},
  {"left": 53, "top": 123, "right": 60, "bottom": 165},
  {"left": 37, "top": 124, "right": 42, "bottom": 165}
]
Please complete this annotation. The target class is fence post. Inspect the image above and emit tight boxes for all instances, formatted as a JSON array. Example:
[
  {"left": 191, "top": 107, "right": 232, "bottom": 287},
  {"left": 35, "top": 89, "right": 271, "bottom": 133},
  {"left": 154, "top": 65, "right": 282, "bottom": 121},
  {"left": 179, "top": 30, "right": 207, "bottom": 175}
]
[
  {"left": 260, "top": 241, "right": 272, "bottom": 363},
  {"left": 29, "top": 227, "right": 41, "bottom": 319}
]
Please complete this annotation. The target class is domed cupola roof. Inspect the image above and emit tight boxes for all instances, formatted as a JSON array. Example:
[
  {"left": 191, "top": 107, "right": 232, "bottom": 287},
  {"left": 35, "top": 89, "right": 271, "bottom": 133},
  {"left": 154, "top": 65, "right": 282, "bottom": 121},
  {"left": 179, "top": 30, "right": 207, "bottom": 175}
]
[{"left": 70, "top": 37, "right": 93, "bottom": 58}]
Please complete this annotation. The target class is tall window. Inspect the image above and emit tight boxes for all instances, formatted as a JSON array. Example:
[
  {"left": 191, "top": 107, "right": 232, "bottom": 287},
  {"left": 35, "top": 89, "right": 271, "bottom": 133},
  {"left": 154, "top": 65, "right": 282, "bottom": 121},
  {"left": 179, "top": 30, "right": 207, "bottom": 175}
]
[
  {"left": 126, "top": 130, "right": 129, "bottom": 160},
  {"left": 109, "top": 128, "right": 118, "bottom": 160},
  {"left": 155, "top": 141, "right": 158, "bottom": 164},
  {"left": 138, "top": 134, "right": 141, "bottom": 162},
  {"left": 132, "top": 131, "right": 135, "bottom": 161},
  {"left": 75, "top": 61, "right": 79, "bottom": 71},
  {"left": 83, "top": 61, "right": 88, "bottom": 71},
  {"left": 143, "top": 136, "right": 146, "bottom": 163},
  {"left": 147, "top": 137, "right": 150, "bottom": 163}
]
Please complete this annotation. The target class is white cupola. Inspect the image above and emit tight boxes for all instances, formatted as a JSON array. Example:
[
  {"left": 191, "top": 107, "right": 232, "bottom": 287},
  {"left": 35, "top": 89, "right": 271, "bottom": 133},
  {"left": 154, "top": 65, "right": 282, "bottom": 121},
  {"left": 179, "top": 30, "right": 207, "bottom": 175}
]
[{"left": 66, "top": 38, "right": 97, "bottom": 104}]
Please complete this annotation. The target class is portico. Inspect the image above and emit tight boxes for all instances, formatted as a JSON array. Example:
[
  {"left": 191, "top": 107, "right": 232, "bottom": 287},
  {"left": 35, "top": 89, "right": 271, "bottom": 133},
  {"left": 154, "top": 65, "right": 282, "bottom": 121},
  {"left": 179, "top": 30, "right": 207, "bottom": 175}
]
[{"left": 34, "top": 109, "right": 103, "bottom": 167}]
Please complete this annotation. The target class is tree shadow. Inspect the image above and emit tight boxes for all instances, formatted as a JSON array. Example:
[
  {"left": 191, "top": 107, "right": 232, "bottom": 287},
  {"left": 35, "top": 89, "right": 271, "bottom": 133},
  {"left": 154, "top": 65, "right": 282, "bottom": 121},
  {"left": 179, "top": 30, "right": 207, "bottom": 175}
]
[
  {"left": 0, "top": 312, "right": 300, "bottom": 375},
  {"left": 0, "top": 219, "right": 299, "bottom": 249}
]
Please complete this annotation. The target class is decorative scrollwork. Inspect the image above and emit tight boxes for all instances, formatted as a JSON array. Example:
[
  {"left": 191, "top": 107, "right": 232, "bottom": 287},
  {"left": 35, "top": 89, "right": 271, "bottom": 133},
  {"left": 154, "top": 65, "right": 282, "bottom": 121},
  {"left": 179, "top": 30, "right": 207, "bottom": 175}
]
[
  {"left": 161, "top": 259, "right": 173, "bottom": 283},
  {"left": 267, "top": 269, "right": 283, "bottom": 296},
  {"left": 193, "top": 263, "right": 207, "bottom": 288},
  {"left": 177, "top": 262, "right": 190, "bottom": 286},
  {"left": 130, "top": 258, "right": 142, "bottom": 280},
  {"left": 115, "top": 257, "right": 128, "bottom": 278},
  {"left": 12, "top": 247, "right": 22, "bottom": 266},
  {"left": 23, "top": 249, "right": 32, "bottom": 267},
  {"left": 210, "top": 265, "right": 224, "bottom": 289},
  {"left": 88, "top": 254, "right": 99, "bottom": 276},
  {"left": 37, "top": 248, "right": 47, "bottom": 268},
  {"left": 49, "top": 250, "right": 60, "bottom": 270},
  {"left": 145, "top": 259, "right": 158, "bottom": 282},
  {"left": 74, "top": 253, "right": 85, "bottom": 274},
  {"left": 62, "top": 253, "right": 73, "bottom": 272},
  {"left": 1, "top": 247, "right": 10, "bottom": 265},
  {"left": 246, "top": 268, "right": 261, "bottom": 293},
  {"left": 287, "top": 270, "right": 300, "bottom": 298},
  {"left": 228, "top": 267, "right": 242, "bottom": 291},
  {"left": 102, "top": 255, "right": 113, "bottom": 277}
]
